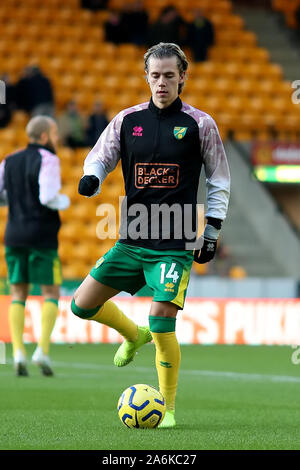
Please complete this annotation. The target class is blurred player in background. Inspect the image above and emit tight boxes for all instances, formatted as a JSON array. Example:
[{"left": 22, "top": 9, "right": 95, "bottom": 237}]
[
  {"left": 72, "top": 43, "right": 230, "bottom": 427},
  {"left": 0, "top": 116, "right": 70, "bottom": 376}
]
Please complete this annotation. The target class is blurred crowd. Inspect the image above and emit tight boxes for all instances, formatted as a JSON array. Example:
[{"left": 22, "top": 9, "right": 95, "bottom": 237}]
[
  {"left": 0, "top": 3, "right": 215, "bottom": 139},
  {"left": 0, "top": 65, "right": 109, "bottom": 147},
  {"left": 104, "top": 3, "right": 215, "bottom": 62},
  {"left": 0, "top": 2, "right": 215, "bottom": 140}
]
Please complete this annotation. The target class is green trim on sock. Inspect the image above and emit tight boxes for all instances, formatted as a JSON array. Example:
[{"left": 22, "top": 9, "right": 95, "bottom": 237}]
[
  {"left": 71, "top": 298, "right": 101, "bottom": 319},
  {"left": 44, "top": 298, "right": 59, "bottom": 306},
  {"left": 11, "top": 300, "right": 25, "bottom": 306},
  {"left": 149, "top": 316, "right": 176, "bottom": 333}
]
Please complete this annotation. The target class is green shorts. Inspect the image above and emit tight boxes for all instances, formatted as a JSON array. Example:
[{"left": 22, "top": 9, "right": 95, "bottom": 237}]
[
  {"left": 5, "top": 246, "right": 62, "bottom": 286},
  {"left": 90, "top": 241, "right": 194, "bottom": 309}
]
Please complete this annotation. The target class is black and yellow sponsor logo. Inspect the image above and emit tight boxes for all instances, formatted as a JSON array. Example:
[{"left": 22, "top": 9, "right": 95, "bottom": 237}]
[{"left": 173, "top": 127, "right": 188, "bottom": 140}]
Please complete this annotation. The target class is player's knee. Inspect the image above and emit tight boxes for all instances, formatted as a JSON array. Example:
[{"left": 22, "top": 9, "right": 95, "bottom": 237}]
[
  {"left": 41, "top": 284, "right": 59, "bottom": 299},
  {"left": 150, "top": 301, "right": 178, "bottom": 318},
  {"left": 10, "top": 283, "right": 28, "bottom": 302},
  {"left": 71, "top": 297, "right": 101, "bottom": 320}
]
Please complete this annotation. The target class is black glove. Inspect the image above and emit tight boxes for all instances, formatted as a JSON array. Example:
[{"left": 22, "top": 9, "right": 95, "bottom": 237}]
[
  {"left": 194, "top": 237, "right": 217, "bottom": 264},
  {"left": 78, "top": 175, "right": 99, "bottom": 196}
]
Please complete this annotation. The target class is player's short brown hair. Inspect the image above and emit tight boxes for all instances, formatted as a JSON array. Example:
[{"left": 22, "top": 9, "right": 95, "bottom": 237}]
[{"left": 144, "top": 43, "right": 188, "bottom": 94}]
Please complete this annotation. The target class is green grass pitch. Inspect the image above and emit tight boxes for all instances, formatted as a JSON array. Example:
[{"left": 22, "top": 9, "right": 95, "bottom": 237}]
[{"left": 0, "top": 343, "right": 300, "bottom": 450}]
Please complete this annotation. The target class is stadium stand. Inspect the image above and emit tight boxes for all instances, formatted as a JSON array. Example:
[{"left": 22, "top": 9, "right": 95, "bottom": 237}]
[{"left": 0, "top": 0, "right": 299, "bottom": 279}]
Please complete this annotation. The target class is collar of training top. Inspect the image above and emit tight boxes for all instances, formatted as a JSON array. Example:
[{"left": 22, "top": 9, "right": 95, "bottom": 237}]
[
  {"left": 27, "top": 142, "right": 53, "bottom": 152},
  {"left": 148, "top": 96, "right": 182, "bottom": 117}
]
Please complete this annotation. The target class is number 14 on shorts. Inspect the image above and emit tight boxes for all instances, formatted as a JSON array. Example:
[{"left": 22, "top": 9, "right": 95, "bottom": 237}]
[{"left": 160, "top": 262, "right": 179, "bottom": 284}]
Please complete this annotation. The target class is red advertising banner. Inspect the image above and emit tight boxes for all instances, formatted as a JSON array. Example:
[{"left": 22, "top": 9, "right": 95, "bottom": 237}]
[
  {"left": 0, "top": 296, "right": 300, "bottom": 345},
  {"left": 252, "top": 142, "right": 300, "bottom": 166}
]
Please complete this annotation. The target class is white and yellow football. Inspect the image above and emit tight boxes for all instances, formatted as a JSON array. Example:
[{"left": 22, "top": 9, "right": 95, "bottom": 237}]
[{"left": 117, "top": 383, "right": 166, "bottom": 429}]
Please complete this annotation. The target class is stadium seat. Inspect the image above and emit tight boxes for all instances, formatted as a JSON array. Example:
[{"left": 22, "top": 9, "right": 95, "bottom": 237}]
[
  {"left": 75, "top": 243, "right": 98, "bottom": 264},
  {"left": 58, "top": 241, "right": 75, "bottom": 264},
  {"left": 69, "top": 204, "right": 97, "bottom": 222}
]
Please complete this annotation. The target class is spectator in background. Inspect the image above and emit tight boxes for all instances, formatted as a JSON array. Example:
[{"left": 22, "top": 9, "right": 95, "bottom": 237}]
[
  {"left": 16, "top": 65, "right": 55, "bottom": 117},
  {"left": 58, "top": 100, "right": 87, "bottom": 148},
  {"left": 121, "top": 0, "right": 149, "bottom": 46},
  {"left": 105, "top": 10, "right": 127, "bottom": 44},
  {"left": 0, "top": 73, "right": 16, "bottom": 128},
  {"left": 81, "top": 0, "right": 108, "bottom": 10},
  {"left": 187, "top": 9, "right": 214, "bottom": 62},
  {"left": 295, "top": 5, "right": 300, "bottom": 39},
  {"left": 147, "top": 6, "right": 186, "bottom": 47},
  {"left": 15, "top": 66, "right": 32, "bottom": 113},
  {"left": 86, "top": 101, "right": 109, "bottom": 147}
]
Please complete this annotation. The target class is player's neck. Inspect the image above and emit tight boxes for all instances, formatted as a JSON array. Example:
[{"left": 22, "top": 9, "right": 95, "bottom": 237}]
[{"left": 152, "top": 95, "right": 179, "bottom": 110}]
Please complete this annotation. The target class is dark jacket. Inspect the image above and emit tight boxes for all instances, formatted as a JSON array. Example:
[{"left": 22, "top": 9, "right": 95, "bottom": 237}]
[{"left": 0, "top": 143, "right": 61, "bottom": 248}]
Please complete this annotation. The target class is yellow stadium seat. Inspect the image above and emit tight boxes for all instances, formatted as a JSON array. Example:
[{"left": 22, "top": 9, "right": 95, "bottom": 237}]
[
  {"left": 270, "top": 97, "right": 291, "bottom": 115},
  {"left": 225, "top": 96, "right": 250, "bottom": 114},
  {"left": 0, "top": 145, "right": 16, "bottom": 158},
  {"left": 81, "top": 222, "right": 98, "bottom": 241},
  {"left": 69, "top": 204, "right": 96, "bottom": 222},
  {"left": 236, "top": 78, "right": 259, "bottom": 96},
  {"left": 75, "top": 243, "right": 98, "bottom": 263},
  {"left": 74, "top": 148, "right": 90, "bottom": 163},
  {"left": 214, "top": 77, "right": 236, "bottom": 95},
  {"left": 221, "top": 62, "right": 243, "bottom": 78},
  {"left": 11, "top": 111, "right": 28, "bottom": 128},
  {"left": 59, "top": 74, "right": 78, "bottom": 90},
  {"left": 58, "top": 242, "right": 74, "bottom": 264},
  {"left": 193, "top": 62, "right": 223, "bottom": 79},
  {"left": 275, "top": 115, "right": 300, "bottom": 139},
  {"left": 59, "top": 223, "right": 84, "bottom": 243},
  {"left": 0, "top": 129, "right": 18, "bottom": 145},
  {"left": 0, "top": 264, "right": 7, "bottom": 278},
  {"left": 62, "top": 261, "right": 90, "bottom": 279},
  {"left": 249, "top": 96, "right": 272, "bottom": 114},
  {"left": 71, "top": 57, "right": 94, "bottom": 73},
  {"left": 210, "top": 13, "right": 243, "bottom": 30},
  {"left": 116, "top": 44, "right": 140, "bottom": 59},
  {"left": 256, "top": 79, "right": 277, "bottom": 96},
  {"left": 113, "top": 59, "right": 137, "bottom": 76},
  {"left": 59, "top": 147, "right": 75, "bottom": 162}
]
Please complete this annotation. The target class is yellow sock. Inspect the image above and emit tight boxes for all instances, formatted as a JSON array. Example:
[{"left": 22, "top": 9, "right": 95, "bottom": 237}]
[
  {"left": 151, "top": 331, "right": 181, "bottom": 411},
  {"left": 90, "top": 300, "right": 138, "bottom": 342},
  {"left": 38, "top": 299, "right": 58, "bottom": 355},
  {"left": 9, "top": 301, "right": 26, "bottom": 357}
]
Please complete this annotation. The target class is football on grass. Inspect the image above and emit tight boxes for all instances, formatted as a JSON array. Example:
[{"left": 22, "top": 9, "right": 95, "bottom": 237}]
[{"left": 117, "top": 384, "right": 166, "bottom": 429}]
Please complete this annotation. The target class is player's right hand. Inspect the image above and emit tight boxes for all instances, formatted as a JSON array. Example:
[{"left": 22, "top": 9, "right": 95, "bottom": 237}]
[
  {"left": 193, "top": 238, "right": 217, "bottom": 264},
  {"left": 78, "top": 175, "right": 99, "bottom": 197}
]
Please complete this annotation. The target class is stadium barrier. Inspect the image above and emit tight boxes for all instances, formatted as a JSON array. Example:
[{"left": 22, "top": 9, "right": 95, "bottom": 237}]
[{"left": 0, "top": 296, "right": 299, "bottom": 345}]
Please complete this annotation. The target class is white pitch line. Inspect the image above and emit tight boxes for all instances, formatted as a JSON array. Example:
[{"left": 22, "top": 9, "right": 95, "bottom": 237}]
[
  {"left": 51, "top": 361, "right": 300, "bottom": 384},
  {"left": 1, "top": 359, "right": 299, "bottom": 384}
]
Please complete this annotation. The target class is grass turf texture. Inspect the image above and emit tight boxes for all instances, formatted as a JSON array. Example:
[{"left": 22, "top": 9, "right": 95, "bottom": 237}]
[{"left": 0, "top": 343, "right": 300, "bottom": 450}]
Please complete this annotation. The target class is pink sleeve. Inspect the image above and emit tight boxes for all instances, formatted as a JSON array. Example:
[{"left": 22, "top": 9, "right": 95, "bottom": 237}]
[
  {"left": 182, "top": 103, "right": 230, "bottom": 220},
  {"left": 38, "top": 148, "right": 61, "bottom": 205},
  {"left": 199, "top": 114, "right": 230, "bottom": 220},
  {"left": 0, "top": 160, "right": 5, "bottom": 192},
  {"left": 83, "top": 102, "right": 149, "bottom": 183}
]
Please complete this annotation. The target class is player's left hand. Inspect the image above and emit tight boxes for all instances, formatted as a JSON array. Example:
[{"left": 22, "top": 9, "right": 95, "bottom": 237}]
[{"left": 193, "top": 238, "right": 217, "bottom": 264}]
